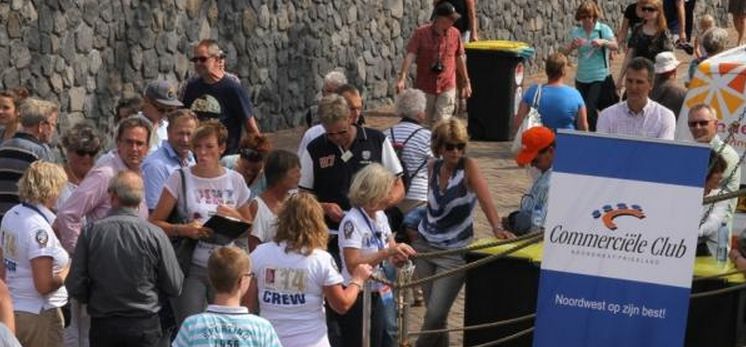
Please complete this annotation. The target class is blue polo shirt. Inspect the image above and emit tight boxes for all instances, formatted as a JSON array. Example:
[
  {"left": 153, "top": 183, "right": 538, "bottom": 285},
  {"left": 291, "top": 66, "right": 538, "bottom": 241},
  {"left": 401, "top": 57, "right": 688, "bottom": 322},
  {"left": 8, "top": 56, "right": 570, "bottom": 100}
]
[
  {"left": 570, "top": 22, "right": 615, "bottom": 83},
  {"left": 142, "top": 141, "right": 195, "bottom": 210}
]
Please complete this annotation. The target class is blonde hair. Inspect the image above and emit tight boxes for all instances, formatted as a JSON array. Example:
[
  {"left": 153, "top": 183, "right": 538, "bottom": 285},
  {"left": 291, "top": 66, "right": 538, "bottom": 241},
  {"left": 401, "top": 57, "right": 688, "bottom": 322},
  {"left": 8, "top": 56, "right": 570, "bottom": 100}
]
[
  {"left": 18, "top": 161, "right": 67, "bottom": 205},
  {"left": 208, "top": 246, "right": 250, "bottom": 293},
  {"left": 699, "top": 14, "right": 715, "bottom": 31},
  {"left": 274, "top": 193, "right": 328, "bottom": 256},
  {"left": 318, "top": 94, "right": 349, "bottom": 125},
  {"left": 431, "top": 118, "right": 469, "bottom": 155},
  {"left": 638, "top": 0, "right": 668, "bottom": 34},
  {"left": 348, "top": 163, "right": 395, "bottom": 208}
]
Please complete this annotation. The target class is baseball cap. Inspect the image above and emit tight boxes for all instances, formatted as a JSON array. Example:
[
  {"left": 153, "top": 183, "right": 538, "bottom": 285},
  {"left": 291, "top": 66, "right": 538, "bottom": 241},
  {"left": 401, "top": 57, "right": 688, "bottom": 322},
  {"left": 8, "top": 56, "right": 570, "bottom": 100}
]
[
  {"left": 434, "top": 2, "right": 461, "bottom": 22},
  {"left": 653, "top": 52, "right": 681, "bottom": 74},
  {"left": 144, "top": 80, "right": 183, "bottom": 107},
  {"left": 515, "top": 127, "right": 555, "bottom": 166}
]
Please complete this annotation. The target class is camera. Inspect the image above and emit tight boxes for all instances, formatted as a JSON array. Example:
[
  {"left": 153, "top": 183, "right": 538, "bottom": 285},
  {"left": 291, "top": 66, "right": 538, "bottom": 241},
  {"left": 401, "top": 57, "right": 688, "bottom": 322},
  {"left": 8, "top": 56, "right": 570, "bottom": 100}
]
[
  {"left": 430, "top": 61, "right": 444, "bottom": 74},
  {"left": 675, "top": 41, "right": 694, "bottom": 55}
]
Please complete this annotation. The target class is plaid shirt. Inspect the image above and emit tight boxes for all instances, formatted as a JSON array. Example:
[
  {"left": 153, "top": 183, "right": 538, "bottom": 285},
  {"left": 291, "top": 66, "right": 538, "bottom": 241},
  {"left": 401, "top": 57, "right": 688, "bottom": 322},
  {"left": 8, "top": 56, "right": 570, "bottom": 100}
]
[
  {"left": 406, "top": 24, "right": 464, "bottom": 94},
  {"left": 597, "top": 99, "right": 676, "bottom": 140}
]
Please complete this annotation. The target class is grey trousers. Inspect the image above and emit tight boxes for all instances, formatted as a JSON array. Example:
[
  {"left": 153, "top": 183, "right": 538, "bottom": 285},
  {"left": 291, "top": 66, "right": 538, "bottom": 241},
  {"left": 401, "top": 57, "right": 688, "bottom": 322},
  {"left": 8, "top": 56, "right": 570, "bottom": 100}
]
[
  {"left": 171, "top": 264, "right": 214, "bottom": 327},
  {"left": 412, "top": 239, "right": 466, "bottom": 347}
]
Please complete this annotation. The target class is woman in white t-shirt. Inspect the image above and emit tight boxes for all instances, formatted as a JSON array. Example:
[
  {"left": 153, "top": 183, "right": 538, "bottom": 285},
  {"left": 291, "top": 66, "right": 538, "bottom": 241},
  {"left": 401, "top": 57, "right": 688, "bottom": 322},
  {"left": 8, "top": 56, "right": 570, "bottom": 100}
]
[
  {"left": 0, "top": 162, "right": 70, "bottom": 347},
  {"left": 338, "top": 163, "right": 416, "bottom": 347},
  {"left": 248, "top": 193, "right": 372, "bottom": 347},
  {"left": 247, "top": 150, "right": 301, "bottom": 251},
  {"left": 151, "top": 120, "right": 252, "bottom": 326}
]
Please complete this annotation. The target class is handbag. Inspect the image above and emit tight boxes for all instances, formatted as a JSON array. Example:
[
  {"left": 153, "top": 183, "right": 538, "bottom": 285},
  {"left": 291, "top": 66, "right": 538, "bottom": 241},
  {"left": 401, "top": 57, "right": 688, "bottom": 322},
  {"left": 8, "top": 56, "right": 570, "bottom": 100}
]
[
  {"left": 511, "top": 85, "right": 544, "bottom": 154},
  {"left": 597, "top": 30, "right": 620, "bottom": 110},
  {"left": 169, "top": 168, "right": 197, "bottom": 276}
]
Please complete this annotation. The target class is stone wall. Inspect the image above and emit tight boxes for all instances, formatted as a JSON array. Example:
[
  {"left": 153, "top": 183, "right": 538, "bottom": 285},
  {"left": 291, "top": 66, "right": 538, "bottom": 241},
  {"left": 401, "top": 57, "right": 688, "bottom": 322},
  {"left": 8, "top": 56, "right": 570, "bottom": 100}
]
[{"left": 0, "top": 0, "right": 729, "bottom": 134}]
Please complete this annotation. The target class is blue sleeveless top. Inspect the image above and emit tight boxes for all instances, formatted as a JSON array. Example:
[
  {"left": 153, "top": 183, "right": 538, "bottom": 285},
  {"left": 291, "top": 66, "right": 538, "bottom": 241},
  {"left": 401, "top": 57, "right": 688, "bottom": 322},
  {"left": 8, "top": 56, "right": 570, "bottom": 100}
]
[{"left": 418, "top": 158, "right": 477, "bottom": 249}]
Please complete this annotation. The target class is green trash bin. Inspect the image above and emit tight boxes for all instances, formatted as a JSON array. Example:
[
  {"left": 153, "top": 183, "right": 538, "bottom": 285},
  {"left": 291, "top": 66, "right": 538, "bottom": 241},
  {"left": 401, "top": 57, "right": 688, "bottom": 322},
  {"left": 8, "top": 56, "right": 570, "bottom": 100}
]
[{"left": 465, "top": 41, "right": 531, "bottom": 142}]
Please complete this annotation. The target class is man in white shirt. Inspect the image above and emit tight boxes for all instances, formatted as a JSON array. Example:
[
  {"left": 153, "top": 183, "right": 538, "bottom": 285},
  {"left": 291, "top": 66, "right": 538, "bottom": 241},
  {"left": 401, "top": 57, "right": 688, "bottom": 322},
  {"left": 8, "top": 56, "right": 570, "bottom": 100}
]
[
  {"left": 138, "top": 80, "right": 182, "bottom": 154},
  {"left": 597, "top": 57, "right": 676, "bottom": 140}
]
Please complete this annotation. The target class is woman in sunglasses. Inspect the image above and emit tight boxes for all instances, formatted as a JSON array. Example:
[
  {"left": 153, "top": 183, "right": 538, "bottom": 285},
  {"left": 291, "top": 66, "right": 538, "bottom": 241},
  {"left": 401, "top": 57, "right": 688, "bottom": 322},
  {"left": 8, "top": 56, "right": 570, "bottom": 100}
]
[
  {"left": 55, "top": 122, "right": 102, "bottom": 346},
  {"left": 413, "top": 119, "right": 514, "bottom": 347},
  {"left": 617, "top": 0, "right": 673, "bottom": 92},
  {"left": 221, "top": 134, "right": 272, "bottom": 200},
  {"left": 57, "top": 122, "right": 102, "bottom": 209}
]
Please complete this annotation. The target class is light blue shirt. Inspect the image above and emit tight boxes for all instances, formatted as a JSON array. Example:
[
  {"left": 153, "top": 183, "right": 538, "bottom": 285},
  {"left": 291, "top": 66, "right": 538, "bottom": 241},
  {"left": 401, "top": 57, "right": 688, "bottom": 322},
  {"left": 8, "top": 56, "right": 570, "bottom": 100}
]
[
  {"left": 520, "top": 168, "right": 552, "bottom": 228},
  {"left": 172, "top": 305, "right": 282, "bottom": 347},
  {"left": 142, "top": 141, "right": 195, "bottom": 210},
  {"left": 571, "top": 22, "right": 615, "bottom": 83}
]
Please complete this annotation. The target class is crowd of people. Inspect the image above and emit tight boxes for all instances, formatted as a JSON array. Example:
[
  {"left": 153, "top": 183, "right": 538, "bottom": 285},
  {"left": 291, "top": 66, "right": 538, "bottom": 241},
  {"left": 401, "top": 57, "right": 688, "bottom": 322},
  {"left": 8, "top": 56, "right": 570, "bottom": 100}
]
[{"left": 0, "top": 0, "right": 744, "bottom": 347}]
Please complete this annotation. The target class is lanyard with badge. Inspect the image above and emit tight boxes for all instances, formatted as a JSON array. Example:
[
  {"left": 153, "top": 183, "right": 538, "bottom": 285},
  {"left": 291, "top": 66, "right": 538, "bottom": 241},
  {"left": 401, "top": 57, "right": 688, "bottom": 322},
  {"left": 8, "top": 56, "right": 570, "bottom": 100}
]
[
  {"left": 355, "top": 208, "right": 393, "bottom": 303},
  {"left": 22, "top": 203, "right": 51, "bottom": 248}
]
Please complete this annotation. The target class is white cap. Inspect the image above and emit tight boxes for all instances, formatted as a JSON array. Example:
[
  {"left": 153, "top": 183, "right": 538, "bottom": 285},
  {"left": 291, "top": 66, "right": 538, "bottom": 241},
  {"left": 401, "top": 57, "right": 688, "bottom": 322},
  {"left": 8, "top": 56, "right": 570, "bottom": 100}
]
[{"left": 654, "top": 52, "right": 681, "bottom": 74}]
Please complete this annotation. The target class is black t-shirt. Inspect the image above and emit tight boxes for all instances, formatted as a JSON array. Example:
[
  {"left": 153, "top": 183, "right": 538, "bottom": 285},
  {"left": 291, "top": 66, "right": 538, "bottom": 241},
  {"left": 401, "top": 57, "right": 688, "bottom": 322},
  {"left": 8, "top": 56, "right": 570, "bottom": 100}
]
[
  {"left": 624, "top": 3, "right": 643, "bottom": 29},
  {"left": 182, "top": 76, "right": 253, "bottom": 154},
  {"left": 628, "top": 24, "right": 674, "bottom": 62},
  {"left": 300, "top": 126, "right": 402, "bottom": 231}
]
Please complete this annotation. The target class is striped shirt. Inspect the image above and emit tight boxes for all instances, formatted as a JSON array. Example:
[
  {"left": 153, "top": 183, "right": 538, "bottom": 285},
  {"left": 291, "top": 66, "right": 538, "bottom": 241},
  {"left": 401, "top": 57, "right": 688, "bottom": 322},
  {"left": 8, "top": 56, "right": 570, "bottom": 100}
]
[
  {"left": 386, "top": 119, "right": 432, "bottom": 202},
  {"left": 173, "top": 305, "right": 282, "bottom": 347},
  {"left": 418, "top": 158, "right": 476, "bottom": 249},
  {"left": 596, "top": 99, "right": 676, "bottom": 140},
  {"left": 0, "top": 133, "right": 54, "bottom": 220}
]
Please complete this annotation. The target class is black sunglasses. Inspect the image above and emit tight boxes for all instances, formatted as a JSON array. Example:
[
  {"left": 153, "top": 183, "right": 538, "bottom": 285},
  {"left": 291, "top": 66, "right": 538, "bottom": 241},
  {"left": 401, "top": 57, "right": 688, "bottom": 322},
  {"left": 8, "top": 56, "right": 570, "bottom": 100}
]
[
  {"left": 641, "top": 6, "right": 657, "bottom": 13},
  {"left": 239, "top": 148, "right": 264, "bottom": 162},
  {"left": 444, "top": 142, "right": 466, "bottom": 151},
  {"left": 76, "top": 149, "right": 99, "bottom": 157},
  {"left": 688, "top": 120, "right": 712, "bottom": 127},
  {"left": 190, "top": 56, "right": 213, "bottom": 63}
]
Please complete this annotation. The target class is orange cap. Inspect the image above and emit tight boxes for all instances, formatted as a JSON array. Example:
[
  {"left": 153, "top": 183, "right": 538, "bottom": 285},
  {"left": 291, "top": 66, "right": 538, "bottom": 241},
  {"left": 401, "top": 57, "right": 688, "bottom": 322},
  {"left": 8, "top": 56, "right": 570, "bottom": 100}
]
[{"left": 516, "top": 127, "right": 555, "bottom": 166}]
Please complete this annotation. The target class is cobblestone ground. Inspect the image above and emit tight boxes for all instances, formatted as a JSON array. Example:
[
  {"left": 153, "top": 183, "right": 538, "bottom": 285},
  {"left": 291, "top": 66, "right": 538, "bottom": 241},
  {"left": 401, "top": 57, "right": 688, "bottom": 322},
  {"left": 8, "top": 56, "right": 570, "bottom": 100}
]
[{"left": 263, "top": 31, "right": 727, "bottom": 345}]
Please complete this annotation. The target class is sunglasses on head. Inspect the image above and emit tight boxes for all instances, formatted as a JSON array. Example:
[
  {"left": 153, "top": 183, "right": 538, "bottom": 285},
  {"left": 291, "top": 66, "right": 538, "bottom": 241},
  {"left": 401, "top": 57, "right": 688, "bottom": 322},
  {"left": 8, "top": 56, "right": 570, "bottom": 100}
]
[
  {"left": 688, "top": 120, "right": 712, "bottom": 127},
  {"left": 190, "top": 56, "right": 212, "bottom": 63},
  {"left": 641, "top": 6, "right": 657, "bottom": 13},
  {"left": 75, "top": 149, "right": 99, "bottom": 157},
  {"left": 239, "top": 148, "right": 264, "bottom": 162},
  {"left": 444, "top": 142, "right": 466, "bottom": 151}
]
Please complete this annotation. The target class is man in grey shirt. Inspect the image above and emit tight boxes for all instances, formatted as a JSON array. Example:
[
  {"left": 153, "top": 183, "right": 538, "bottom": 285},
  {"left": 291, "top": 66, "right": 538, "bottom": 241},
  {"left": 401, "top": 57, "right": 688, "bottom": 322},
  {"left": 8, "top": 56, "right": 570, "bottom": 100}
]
[{"left": 66, "top": 171, "right": 183, "bottom": 347}]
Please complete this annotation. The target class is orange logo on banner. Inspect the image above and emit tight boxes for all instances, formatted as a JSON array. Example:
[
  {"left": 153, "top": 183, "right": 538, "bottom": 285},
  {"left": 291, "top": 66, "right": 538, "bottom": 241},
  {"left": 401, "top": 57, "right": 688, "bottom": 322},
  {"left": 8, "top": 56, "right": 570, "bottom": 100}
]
[{"left": 686, "top": 62, "right": 746, "bottom": 119}]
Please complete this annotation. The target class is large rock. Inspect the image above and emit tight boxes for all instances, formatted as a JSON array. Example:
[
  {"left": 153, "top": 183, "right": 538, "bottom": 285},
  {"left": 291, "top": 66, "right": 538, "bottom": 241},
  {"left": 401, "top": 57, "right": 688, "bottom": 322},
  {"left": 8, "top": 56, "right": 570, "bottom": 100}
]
[{"left": 68, "top": 87, "right": 86, "bottom": 112}]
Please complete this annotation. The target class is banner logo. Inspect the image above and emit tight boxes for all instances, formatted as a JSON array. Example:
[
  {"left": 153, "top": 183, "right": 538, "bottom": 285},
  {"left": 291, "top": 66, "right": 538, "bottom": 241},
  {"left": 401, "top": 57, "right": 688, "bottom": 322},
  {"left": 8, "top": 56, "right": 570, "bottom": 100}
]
[{"left": 592, "top": 203, "right": 646, "bottom": 230}]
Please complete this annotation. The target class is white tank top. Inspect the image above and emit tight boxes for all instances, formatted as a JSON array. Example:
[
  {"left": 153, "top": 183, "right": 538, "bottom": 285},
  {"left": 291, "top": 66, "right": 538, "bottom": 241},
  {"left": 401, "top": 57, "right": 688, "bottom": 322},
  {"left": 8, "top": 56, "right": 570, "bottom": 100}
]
[{"left": 251, "top": 196, "right": 278, "bottom": 243}]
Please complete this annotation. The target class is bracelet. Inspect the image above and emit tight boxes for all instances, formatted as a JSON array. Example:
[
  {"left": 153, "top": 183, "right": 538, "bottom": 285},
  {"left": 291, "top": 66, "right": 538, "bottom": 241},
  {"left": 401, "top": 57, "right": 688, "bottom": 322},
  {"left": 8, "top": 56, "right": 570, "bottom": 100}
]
[{"left": 349, "top": 281, "right": 363, "bottom": 290}]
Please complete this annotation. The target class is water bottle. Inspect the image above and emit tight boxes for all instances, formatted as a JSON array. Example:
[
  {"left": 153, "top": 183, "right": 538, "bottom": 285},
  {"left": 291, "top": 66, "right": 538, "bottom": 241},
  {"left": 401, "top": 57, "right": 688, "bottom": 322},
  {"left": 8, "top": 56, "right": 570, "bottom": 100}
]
[
  {"left": 532, "top": 204, "right": 545, "bottom": 232},
  {"left": 716, "top": 222, "right": 729, "bottom": 264}
]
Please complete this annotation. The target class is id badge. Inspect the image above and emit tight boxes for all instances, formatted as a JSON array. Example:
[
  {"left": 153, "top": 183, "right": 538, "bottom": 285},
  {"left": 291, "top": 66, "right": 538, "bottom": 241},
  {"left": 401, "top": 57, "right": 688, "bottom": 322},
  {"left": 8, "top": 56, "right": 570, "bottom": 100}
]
[
  {"left": 378, "top": 284, "right": 394, "bottom": 305},
  {"left": 341, "top": 150, "right": 353, "bottom": 162}
]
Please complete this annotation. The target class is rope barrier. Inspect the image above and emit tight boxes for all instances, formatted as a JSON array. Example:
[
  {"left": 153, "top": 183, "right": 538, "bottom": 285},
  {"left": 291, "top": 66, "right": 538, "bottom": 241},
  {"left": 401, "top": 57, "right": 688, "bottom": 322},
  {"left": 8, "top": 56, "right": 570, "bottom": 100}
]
[
  {"left": 408, "top": 314, "right": 535, "bottom": 336},
  {"left": 466, "top": 327, "right": 535, "bottom": 347},
  {"left": 690, "top": 283, "right": 746, "bottom": 299},
  {"left": 380, "top": 235, "right": 544, "bottom": 290},
  {"left": 702, "top": 188, "right": 746, "bottom": 204},
  {"left": 410, "top": 231, "right": 543, "bottom": 260}
]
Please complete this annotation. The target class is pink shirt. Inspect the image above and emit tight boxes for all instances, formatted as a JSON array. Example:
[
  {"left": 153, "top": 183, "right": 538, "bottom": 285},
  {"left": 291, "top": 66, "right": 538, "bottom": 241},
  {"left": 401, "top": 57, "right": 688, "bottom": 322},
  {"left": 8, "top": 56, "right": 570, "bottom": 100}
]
[{"left": 56, "top": 152, "right": 149, "bottom": 253}]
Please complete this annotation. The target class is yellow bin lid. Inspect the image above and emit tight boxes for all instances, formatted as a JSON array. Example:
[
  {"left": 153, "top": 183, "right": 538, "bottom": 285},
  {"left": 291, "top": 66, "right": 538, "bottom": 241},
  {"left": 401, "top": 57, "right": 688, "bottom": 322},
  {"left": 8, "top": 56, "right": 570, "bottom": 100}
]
[{"left": 465, "top": 40, "right": 529, "bottom": 51}]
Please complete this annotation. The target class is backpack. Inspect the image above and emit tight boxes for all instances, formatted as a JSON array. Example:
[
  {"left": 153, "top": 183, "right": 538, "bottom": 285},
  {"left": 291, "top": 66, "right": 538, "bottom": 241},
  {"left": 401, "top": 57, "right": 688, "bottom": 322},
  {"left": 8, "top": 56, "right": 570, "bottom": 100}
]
[{"left": 389, "top": 127, "right": 427, "bottom": 193}]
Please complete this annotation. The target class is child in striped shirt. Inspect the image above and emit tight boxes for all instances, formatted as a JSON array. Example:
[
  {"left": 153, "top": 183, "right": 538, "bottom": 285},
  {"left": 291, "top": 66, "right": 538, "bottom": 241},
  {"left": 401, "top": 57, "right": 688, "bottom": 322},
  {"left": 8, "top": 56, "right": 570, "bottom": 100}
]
[{"left": 172, "top": 246, "right": 281, "bottom": 347}]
